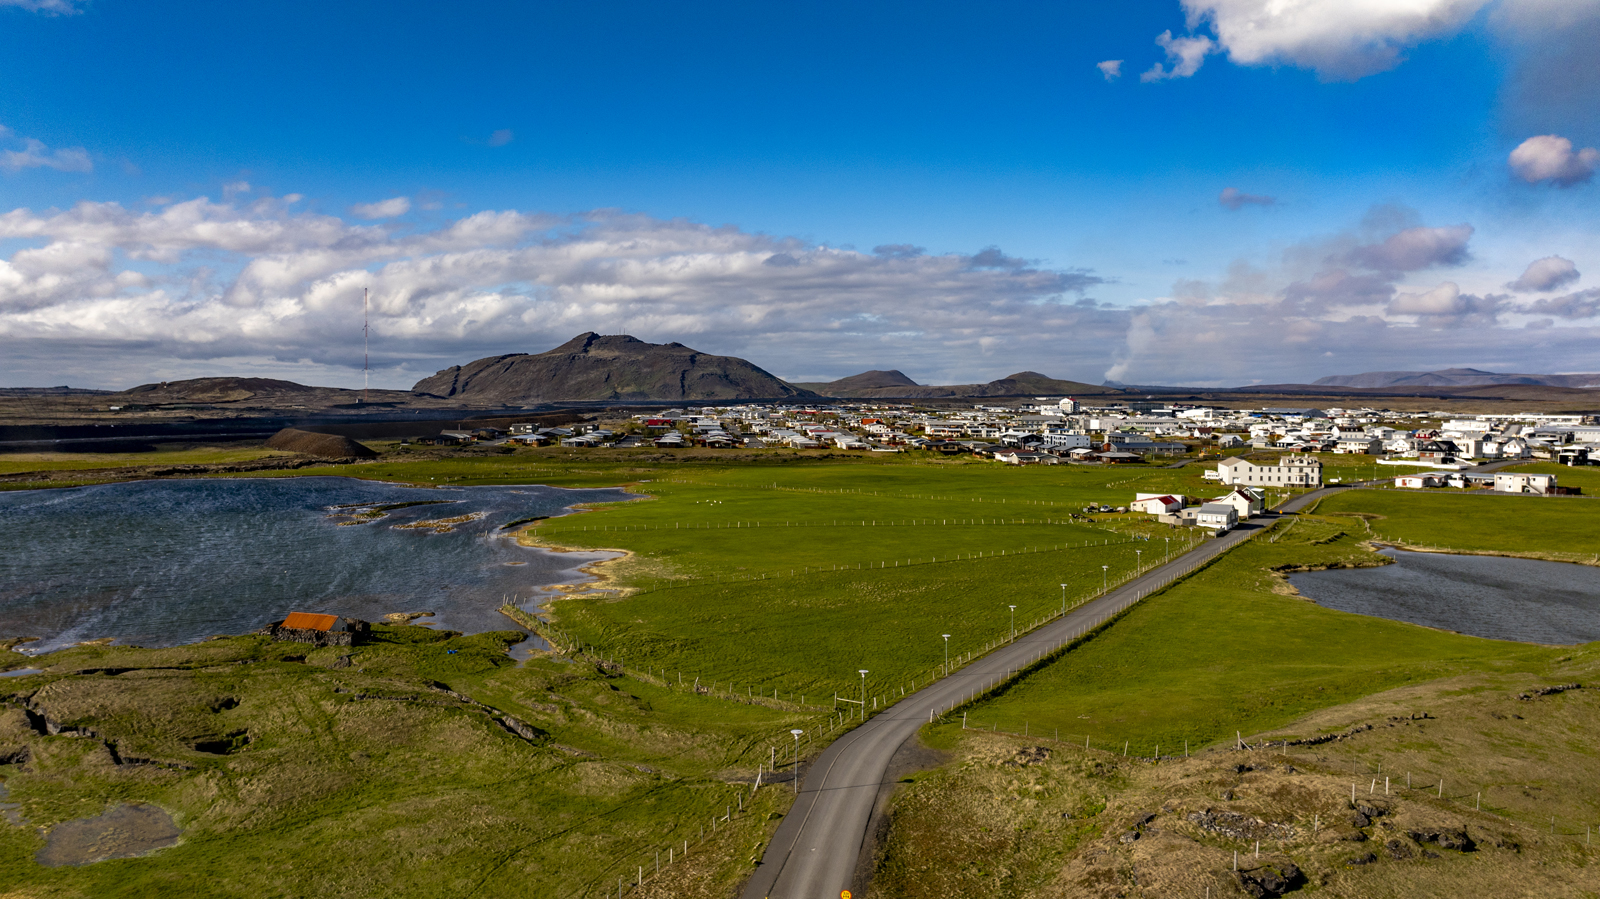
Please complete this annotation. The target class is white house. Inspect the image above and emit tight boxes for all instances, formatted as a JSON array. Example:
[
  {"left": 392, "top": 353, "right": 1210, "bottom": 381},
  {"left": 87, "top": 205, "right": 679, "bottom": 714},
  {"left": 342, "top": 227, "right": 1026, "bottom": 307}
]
[
  {"left": 1042, "top": 431, "right": 1093, "bottom": 449},
  {"left": 1208, "top": 487, "right": 1264, "bottom": 519},
  {"left": 1194, "top": 503, "right": 1239, "bottom": 532},
  {"left": 1214, "top": 454, "right": 1323, "bottom": 488},
  {"left": 1130, "top": 494, "right": 1184, "bottom": 515},
  {"left": 1394, "top": 473, "right": 1447, "bottom": 489},
  {"left": 1335, "top": 437, "right": 1382, "bottom": 454},
  {"left": 1494, "top": 472, "right": 1557, "bottom": 494},
  {"left": 1215, "top": 434, "right": 1245, "bottom": 449}
]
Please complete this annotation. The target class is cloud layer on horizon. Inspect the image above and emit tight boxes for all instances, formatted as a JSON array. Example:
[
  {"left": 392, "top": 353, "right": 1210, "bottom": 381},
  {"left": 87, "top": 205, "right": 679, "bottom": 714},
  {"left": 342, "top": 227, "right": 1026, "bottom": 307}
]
[{"left": 0, "top": 193, "right": 1596, "bottom": 391}]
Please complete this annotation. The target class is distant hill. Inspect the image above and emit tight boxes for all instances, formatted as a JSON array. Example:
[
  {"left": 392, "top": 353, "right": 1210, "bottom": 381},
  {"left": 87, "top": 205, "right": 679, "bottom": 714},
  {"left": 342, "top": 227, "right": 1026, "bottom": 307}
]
[
  {"left": 412, "top": 333, "right": 817, "bottom": 403},
  {"left": 803, "top": 369, "right": 1121, "bottom": 399},
  {"left": 794, "top": 370, "right": 921, "bottom": 393},
  {"left": 1314, "top": 368, "right": 1600, "bottom": 390},
  {"left": 265, "top": 427, "right": 378, "bottom": 459}
]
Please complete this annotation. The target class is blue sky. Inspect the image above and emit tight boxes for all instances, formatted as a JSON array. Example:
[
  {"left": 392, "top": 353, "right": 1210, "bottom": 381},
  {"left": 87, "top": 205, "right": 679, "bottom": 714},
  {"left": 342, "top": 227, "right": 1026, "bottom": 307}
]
[{"left": 2, "top": 0, "right": 1598, "bottom": 389}]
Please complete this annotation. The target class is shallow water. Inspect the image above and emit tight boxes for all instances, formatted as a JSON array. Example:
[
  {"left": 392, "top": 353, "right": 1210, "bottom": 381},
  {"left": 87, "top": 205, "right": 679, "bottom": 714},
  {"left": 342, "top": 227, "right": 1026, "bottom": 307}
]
[
  {"left": 0, "top": 477, "right": 630, "bottom": 653},
  {"left": 1290, "top": 549, "right": 1600, "bottom": 644}
]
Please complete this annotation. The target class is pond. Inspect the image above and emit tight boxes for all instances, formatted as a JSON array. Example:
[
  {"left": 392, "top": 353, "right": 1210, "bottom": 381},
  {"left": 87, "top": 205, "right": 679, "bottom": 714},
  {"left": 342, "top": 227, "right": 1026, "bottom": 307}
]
[
  {"left": 1289, "top": 548, "right": 1600, "bottom": 645},
  {"left": 0, "top": 477, "right": 632, "bottom": 654}
]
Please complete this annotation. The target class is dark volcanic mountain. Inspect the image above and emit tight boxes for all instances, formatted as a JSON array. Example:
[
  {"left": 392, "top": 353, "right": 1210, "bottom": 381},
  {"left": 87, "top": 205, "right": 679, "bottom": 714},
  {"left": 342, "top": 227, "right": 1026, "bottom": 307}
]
[
  {"left": 412, "top": 333, "right": 817, "bottom": 403},
  {"left": 795, "top": 369, "right": 921, "bottom": 393},
  {"left": 806, "top": 369, "right": 1120, "bottom": 398},
  {"left": 1314, "top": 368, "right": 1600, "bottom": 389}
]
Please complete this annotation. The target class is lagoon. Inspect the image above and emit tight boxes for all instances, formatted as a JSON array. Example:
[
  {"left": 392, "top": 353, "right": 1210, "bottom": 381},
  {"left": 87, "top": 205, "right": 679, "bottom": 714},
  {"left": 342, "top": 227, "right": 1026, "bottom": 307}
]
[
  {"left": 0, "top": 477, "right": 630, "bottom": 654},
  {"left": 1290, "top": 548, "right": 1600, "bottom": 645}
]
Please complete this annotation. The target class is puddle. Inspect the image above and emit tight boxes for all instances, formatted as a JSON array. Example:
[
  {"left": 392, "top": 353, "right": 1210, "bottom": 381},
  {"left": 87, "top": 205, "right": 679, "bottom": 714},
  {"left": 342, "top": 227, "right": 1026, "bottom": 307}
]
[
  {"left": 35, "top": 803, "right": 180, "bottom": 867},
  {"left": 0, "top": 668, "right": 43, "bottom": 678}
]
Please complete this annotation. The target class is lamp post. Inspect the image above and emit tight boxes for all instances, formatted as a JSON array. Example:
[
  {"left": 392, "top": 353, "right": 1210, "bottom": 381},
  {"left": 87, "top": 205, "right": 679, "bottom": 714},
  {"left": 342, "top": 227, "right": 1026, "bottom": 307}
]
[
  {"left": 1135, "top": 549, "right": 1142, "bottom": 573},
  {"left": 789, "top": 729, "right": 803, "bottom": 793},
  {"left": 942, "top": 634, "right": 950, "bottom": 675},
  {"left": 1008, "top": 605, "right": 1016, "bottom": 641},
  {"left": 1165, "top": 536, "right": 1170, "bottom": 562},
  {"left": 1102, "top": 565, "right": 1109, "bottom": 592},
  {"left": 1059, "top": 583, "right": 1067, "bottom": 615},
  {"left": 859, "top": 669, "right": 868, "bottom": 717}
]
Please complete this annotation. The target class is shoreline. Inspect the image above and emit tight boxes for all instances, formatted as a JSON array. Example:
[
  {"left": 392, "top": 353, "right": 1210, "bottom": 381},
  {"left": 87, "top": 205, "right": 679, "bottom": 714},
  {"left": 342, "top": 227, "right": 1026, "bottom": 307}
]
[{"left": 2, "top": 480, "right": 643, "bottom": 660}]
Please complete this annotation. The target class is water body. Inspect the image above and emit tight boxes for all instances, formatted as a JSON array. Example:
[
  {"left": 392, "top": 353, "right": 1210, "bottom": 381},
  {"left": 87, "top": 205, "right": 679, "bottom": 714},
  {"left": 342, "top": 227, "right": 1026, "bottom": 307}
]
[
  {"left": 1290, "top": 549, "right": 1600, "bottom": 645},
  {"left": 0, "top": 477, "right": 632, "bottom": 654}
]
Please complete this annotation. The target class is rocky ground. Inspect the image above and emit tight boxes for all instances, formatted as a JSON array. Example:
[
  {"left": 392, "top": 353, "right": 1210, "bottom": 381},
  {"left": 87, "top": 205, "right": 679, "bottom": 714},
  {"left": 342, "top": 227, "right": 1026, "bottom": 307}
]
[{"left": 868, "top": 660, "right": 1599, "bottom": 898}]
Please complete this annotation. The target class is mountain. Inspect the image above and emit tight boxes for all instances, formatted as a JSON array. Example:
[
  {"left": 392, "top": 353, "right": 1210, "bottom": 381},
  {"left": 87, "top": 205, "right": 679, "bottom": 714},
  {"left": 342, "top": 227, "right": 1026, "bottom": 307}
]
[
  {"left": 412, "top": 333, "right": 817, "bottom": 403},
  {"left": 803, "top": 369, "right": 1121, "bottom": 399},
  {"left": 1314, "top": 368, "right": 1600, "bottom": 389},
  {"left": 794, "top": 370, "right": 920, "bottom": 393}
]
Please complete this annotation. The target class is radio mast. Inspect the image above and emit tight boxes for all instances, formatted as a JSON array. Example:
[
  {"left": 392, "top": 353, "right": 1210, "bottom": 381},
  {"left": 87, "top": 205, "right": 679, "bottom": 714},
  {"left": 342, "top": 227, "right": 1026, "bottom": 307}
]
[{"left": 362, "top": 287, "right": 370, "bottom": 404}]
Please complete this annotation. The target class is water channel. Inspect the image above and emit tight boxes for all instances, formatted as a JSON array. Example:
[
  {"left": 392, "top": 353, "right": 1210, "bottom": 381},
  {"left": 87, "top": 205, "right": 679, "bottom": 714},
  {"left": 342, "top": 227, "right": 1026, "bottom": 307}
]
[
  {"left": 1289, "top": 548, "right": 1600, "bottom": 645},
  {"left": 0, "top": 477, "right": 632, "bottom": 654}
]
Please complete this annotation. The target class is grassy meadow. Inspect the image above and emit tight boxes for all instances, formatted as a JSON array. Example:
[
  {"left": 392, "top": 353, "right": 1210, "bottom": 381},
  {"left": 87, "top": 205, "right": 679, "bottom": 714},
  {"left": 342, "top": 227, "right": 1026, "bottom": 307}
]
[
  {"left": 11, "top": 444, "right": 1599, "bottom": 896},
  {"left": 0, "top": 626, "right": 809, "bottom": 899},
  {"left": 1311, "top": 487, "right": 1600, "bottom": 562}
]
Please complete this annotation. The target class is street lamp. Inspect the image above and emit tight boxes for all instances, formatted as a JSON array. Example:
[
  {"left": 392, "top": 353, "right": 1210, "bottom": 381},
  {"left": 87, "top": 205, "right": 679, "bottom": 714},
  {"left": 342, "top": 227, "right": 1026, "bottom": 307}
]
[
  {"left": 790, "top": 729, "right": 804, "bottom": 794},
  {"left": 1101, "top": 564, "right": 1109, "bottom": 592},
  {"left": 1164, "top": 536, "right": 1170, "bottom": 562},
  {"left": 859, "top": 669, "right": 869, "bottom": 716},
  {"left": 1059, "top": 583, "right": 1067, "bottom": 615},
  {"left": 1135, "top": 549, "right": 1142, "bottom": 572},
  {"left": 1008, "top": 605, "right": 1016, "bottom": 641},
  {"left": 941, "top": 634, "right": 950, "bottom": 675}
]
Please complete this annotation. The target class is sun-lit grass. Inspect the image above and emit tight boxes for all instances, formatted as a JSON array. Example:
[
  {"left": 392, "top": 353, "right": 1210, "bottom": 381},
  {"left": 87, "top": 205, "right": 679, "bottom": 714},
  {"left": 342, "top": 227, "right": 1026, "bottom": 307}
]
[
  {"left": 0, "top": 445, "right": 293, "bottom": 475},
  {"left": 936, "top": 514, "right": 1565, "bottom": 755}
]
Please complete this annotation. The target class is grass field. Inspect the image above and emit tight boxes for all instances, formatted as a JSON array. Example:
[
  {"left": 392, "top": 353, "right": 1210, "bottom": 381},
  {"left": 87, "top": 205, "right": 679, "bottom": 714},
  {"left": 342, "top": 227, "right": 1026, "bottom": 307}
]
[
  {"left": 1311, "top": 487, "right": 1600, "bottom": 562},
  {"left": 0, "top": 446, "right": 292, "bottom": 475},
  {"left": 925, "top": 513, "right": 1565, "bottom": 756},
  {"left": 0, "top": 626, "right": 810, "bottom": 899},
  {"left": 10, "top": 447, "right": 1597, "bottom": 896}
]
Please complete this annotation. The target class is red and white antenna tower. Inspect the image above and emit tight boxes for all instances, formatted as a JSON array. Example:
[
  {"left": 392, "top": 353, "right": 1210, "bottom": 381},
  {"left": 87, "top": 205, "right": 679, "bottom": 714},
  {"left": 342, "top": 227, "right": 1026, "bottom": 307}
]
[{"left": 362, "top": 287, "right": 370, "bottom": 404}]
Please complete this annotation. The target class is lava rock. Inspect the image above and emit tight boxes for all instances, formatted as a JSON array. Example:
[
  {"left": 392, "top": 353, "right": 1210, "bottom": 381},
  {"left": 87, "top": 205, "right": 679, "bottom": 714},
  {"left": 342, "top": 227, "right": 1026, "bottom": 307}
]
[{"left": 1234, "top": 861, "right": 1305, "bottom": 897}]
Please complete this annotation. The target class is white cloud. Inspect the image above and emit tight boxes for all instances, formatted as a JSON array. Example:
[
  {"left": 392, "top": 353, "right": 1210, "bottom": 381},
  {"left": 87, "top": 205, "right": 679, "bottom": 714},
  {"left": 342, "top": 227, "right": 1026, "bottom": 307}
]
[
  {"left": 350, "top": 197, "right": 412, "bottom": 220},
  {"left": 1346, "top": 224, "right": 1473, "bottom": 271},
  {"left": 1141, "top": 31, "right": 1215, "bottom": 82},
  {"left": 1506, "top": 255, "right": 1580, "bottom": 292},
  {"left": 0, "top": 0, "right": 84, "bottom": 13},
  {"left": 1096, "top": 59, "right": 1123, "bottom": 81},
  {"left": 1180, "top": 0, "right": 1489, "bottom": 80},
  {"left": 0, "top": 193, "right": 1112, "bottom": 388},
  {"left": 488, "top": 129, "right": 514, "bottom": 147},
  {"left": 1219, "top": 187, "right": 1275, "bottom": 209},
  {"left": 1508, "top": 134, "right": 1600, "bottom": 186},
  {"left": 0, "top": 125, "right": 92, "bottom": 174}
]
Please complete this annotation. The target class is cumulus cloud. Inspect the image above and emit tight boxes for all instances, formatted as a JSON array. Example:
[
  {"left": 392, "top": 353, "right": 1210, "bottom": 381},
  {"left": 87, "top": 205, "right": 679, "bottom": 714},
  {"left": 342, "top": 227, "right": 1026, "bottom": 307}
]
[
  {"left": 1508, "top": 135, "right": 1599, "bottom": 186},
  {"left": 1096, "top": 60, "right": 1123, "bottom": 81},
  {"left": 1218, "top": 187, "right": 1275, "bottom": 209},
  {"left": 1141, "top": 31, "right": 1215, "bottom": 81},
  {"left": 0, "top": 0, "right": 84, "bottom": 13},
  {"left": 1181, "top": 0, "right": 1489, "bottom": 81},
  {"left": 0, "top": 125, "right": 92, "bottom": 174},
  {"left": 1507, "top": 255, "right": 1580, "bottom": 292},
  {"left": 0, "top": 192, "right": 1115, "bottom": 387},
  {"left": 350, "top": 197, "right": 412, "bottom": 220},
  {"left": 1345, "top": 224, "right": 1473, "bottom": 272},
  {"left": 1523, "top": 288, "right": 1600, "bottom": 319}
]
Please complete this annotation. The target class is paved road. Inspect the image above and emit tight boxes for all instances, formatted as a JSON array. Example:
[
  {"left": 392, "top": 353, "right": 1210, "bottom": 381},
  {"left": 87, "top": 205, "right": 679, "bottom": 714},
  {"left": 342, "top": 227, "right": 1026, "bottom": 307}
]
[{"left": 741, "top": 487, "right": 1338, "bottom": 899}]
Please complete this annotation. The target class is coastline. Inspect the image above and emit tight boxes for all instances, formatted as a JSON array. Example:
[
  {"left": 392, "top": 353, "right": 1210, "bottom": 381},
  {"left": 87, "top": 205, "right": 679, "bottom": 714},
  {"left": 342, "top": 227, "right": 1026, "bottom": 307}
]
[{"left": 2, "top": 478, "right": 642, "bottom": 658}]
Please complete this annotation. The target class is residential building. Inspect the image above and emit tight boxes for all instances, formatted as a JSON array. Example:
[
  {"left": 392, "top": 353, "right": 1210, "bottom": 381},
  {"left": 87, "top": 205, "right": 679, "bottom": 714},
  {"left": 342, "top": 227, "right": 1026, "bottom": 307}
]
[
  {"left": 1130, "top": 494, "right": 1183, "bottom": 515},
  {"left": 1213, "top": 454, "right": 1322, "bottom": 488},
  {"left": 1195, "top": 503, "right": 1239, "bottom": 532},
  {"left": 1494, "top": 472, "right": 1557, "bottom": 494},
  {"left": 1207, "top": 487, "right": 1264, "bottom": 519}
]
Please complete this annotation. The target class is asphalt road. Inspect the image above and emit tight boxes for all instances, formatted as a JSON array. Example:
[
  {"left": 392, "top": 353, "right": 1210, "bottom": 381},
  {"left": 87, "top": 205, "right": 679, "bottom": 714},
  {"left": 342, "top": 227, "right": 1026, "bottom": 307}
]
[{"left": 740, "top": 486, "right": 1339, "bottom": 899}]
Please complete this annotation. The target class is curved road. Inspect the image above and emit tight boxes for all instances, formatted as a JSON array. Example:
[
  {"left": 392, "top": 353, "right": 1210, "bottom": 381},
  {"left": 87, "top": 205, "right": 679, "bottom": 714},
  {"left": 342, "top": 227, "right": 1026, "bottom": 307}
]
[{"left": 741, "top": 486, "right": 1337, "bottom": 899}]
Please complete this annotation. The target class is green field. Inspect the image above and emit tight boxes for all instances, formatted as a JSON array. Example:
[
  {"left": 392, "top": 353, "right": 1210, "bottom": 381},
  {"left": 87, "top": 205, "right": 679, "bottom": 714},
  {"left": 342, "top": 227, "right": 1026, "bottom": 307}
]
[
  {"left": 0, "top": 627, "right": 807, "bottom": 898},
  {"left": 931, "top": 512, "right": 1566, "bottom": 755},
  {"left": 11, "top": 447, "right": 1597, "bottom": 896},
  {"left": 1312, "top": 486, "right": 1600, "bottom": 562},
  {"left": 0, "top": 446, "right": 292, "bottom": 475}
]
